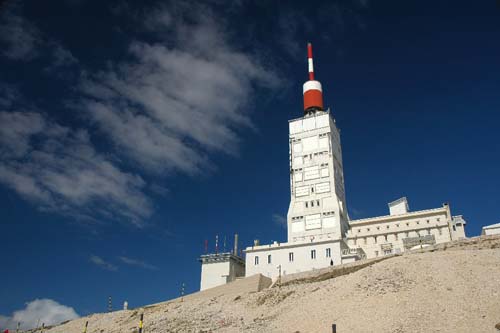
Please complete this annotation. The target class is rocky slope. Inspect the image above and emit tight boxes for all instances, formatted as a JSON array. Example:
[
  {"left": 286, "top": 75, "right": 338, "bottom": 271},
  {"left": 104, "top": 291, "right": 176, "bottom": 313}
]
[{"left": 43, "top": 235, "right": 500, "bottom": 333}]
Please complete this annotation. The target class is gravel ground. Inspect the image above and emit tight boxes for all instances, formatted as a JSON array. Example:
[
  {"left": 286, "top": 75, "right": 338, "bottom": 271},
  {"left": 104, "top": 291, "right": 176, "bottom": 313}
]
[{"left": 44, "top": 236, "right": 500, "bottom": 333}]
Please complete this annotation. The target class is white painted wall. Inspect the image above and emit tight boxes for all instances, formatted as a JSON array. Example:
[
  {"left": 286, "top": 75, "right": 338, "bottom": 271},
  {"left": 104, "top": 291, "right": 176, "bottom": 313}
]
[
  {"left": 200, "top": 254, "right": 245, "bottom": 291},
  {"left": 287, "top": 110, "right": 347, "bottom": 244},
  {"left": 482, "top": 223, "right": 500, "bottom": 236},
  {"left": 245, "top": 240, "right": 342, "bottom": 280}
]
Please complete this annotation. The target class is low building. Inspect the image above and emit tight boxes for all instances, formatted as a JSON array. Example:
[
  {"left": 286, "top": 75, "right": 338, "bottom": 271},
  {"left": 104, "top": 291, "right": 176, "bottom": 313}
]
[
  {"left": 481, "top": 223, "right": 500, "bottom": 236},
  {"left": 199, "top": 252, "right": 245, "bottom": 291}
]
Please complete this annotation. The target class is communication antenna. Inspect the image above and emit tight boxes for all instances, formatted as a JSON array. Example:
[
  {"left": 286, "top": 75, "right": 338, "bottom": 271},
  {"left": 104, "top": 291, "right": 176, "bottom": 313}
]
[{"left": 303, "top": 42, "right": 324, "bottom": 114}]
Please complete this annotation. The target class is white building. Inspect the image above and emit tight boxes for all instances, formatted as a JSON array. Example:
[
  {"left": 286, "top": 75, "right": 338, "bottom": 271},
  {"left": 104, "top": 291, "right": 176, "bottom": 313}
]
[
  {"left": 200, "top": 43, "right": 467, "bottom": 289},
  {"left": 481, "top": 223, "right": 500, "bottom": 236},
  {"left": 199, "top": 252, "right": 245, "bottom": 291}
]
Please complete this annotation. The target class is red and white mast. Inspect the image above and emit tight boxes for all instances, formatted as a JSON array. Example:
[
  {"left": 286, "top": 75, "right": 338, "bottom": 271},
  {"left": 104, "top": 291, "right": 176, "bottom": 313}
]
[{"left": 303, "top": 42, "right": 324, "bottom": 114}]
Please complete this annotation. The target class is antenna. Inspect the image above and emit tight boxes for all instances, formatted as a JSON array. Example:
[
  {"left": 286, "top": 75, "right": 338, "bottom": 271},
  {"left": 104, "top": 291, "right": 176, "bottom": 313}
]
[
  {"left": 233, "top": 234, "right": 238, "bottom": 256},
  {"left": 303, "top": 42, "right": 324, "bottom": 114},
  {"left": 307, "top": 42, "right": 314, "bottom": 80}
]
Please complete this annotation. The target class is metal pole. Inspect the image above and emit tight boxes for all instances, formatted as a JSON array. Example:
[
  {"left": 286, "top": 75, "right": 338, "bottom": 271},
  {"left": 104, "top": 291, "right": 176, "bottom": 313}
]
[
  {"left": 181, "top": 282, "right": 185, "bottom": 302},
  {"left": 108, "top": 296, "right": 112, "bottom": 312},
  {"left": 138, "top": 313, "right": 144, "bottom": 333},
  {"left": 277, "top": 265, "right": 282, "bottom": 287},
  {"left": 41, "top": 323, "right": 45, "bottom": 333},
  {"left": 16, "top": 322, "right": 20, "bottom": 333},
  {"left": 82, "top": 321, "right": 88, "bottom": 333},
  {"left": 332, "top": 323, "right": 337, "bottom": 333}
]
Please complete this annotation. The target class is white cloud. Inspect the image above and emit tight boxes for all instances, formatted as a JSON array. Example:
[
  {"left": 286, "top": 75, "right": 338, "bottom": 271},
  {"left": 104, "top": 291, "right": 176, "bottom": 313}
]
[
  {"left": 0, "top": 4, "right": 77, "bottom": 68},
  {"left": 272, "top": 213, "right": 287, "bottom": 228},
  {"left": 78, "top": 4, "right": 280, "bottom": 175},
  {"left": 0, "top": 299, "right": 79, "bottom": 330},
  {"left": 0, "top": 6, "right": 42, "bottom": 60},
  {"left": 118, "top": 256, "right": 159, "bottom": 270},
  {"left": 89, "top": 255, "right": 118, "bottom": 271},
  {"left": 0, "top": 110, "right": 152, "bottom": 224}
]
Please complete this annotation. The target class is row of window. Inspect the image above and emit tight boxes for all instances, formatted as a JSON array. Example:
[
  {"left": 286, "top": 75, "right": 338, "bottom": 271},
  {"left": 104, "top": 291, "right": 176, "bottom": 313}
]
[
  {"left": 254, "top": 248, "right": 332, "bottom": 265},
  {"left": 293, "top": 163, "right": 329, "bottom": 173},
  {"left": 356, "top": 218, "right": 441, "bottom": 233},
  {"left": 353, "top": 228, "right": 443, "bottom": 245},
  {"left": 290, "top": 211, "right": 335, "bottom": 222},
  {"left": 305, "top": 200, "right": 320, "bottom": 208}
]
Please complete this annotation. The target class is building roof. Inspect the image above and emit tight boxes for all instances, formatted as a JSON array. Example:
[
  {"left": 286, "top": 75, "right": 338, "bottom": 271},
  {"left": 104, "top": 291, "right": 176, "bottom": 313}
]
[
  {"left": 349, "top": 206, "right": 447, "bottom": 225},
  {"left": 482, "top": 223, "right": 500, "bottom": 230}
]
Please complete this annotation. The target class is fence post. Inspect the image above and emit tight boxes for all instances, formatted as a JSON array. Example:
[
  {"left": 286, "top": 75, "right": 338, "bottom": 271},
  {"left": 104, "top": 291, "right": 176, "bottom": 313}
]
[
  {"left": 82, "top": 321, "right": 88, "bottom": 333},
  {"left": 332, "top": 323, "right": 337, "bottom": 333},
  {"left": 138, "top": 313, "right": 144, "bottom": 333}
]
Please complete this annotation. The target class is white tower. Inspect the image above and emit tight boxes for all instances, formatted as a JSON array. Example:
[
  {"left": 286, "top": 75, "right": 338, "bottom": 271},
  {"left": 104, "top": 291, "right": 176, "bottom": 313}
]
[{"left": 287, "top": 43, "right": 349, "bottom": 243}]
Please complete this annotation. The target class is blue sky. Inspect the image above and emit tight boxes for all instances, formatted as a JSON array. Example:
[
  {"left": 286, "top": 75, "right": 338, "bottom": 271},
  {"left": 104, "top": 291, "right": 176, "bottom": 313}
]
[{"left": 1, "top": 0, "right": 499, "bottom": 329}]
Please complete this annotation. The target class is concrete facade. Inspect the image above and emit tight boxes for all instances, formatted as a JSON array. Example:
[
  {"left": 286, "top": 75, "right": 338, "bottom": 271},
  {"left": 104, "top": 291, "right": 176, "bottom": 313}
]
[
  {"left": 199, "top": 253, "right": 245, "bottom": 291},
  {"left": 346, "top": 203, "right": 466, "bottom": 259},
  {"left": 482, "top": 223, "right": 500, "bottom": 236}
]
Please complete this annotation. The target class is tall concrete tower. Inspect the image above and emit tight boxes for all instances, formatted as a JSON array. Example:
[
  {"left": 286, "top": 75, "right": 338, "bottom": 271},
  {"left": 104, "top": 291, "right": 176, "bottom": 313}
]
[{"left": 287, "top": 43, "right": 349, "bottom": 243}]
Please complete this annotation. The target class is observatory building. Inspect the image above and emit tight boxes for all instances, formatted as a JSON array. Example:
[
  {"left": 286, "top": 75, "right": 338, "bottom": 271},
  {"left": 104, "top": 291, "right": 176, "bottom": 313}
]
[{"left": 199, "top": 43, "right": 466, "bottom": 290}]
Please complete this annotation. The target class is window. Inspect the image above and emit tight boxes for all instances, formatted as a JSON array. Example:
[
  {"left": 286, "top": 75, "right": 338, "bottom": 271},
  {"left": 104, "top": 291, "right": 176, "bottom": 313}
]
[
  {"left": 427, "top": 229, "right": 431, "bottom": 235},
  {"left": 357, "top": 229, "right": 361, "bottom": 233},
  {"left": 316, "top": 200, "right": 320, "bottom": 206},
  {"left": 311, "top": 187, "right": 314, "bottom": 193},
  {"left": 305, "top": 202, "right": 308, "bottom": 208},
  {"left": 406, "top": 223, "right": 409, "bottom": 226},
  {"left": 396, "top": 224, "right": 400, "bottom": 227},
  {"left": 386, "top": 225, "right": 390, "bottom": 229},
  {"left": 311, "top": 249, "right": 316, "bottom": 259},
  {"left": 364, "top": 238, "right": 367, "bottom": 245},
  {"left": 384, "top": 235, "right": 388, "bottom": 242},
  {"left": 384, "top": 249, "right": 392, "bottom": 255},
  {"left": 375, "top": 251, "right": 379, "bottom": 257},
  {"left": 311, "top": 201, "right": 314, "bottom": 207},
  {"left": 267, "top": 254, "right": 272, "bottom": 264},
  {"left": 395, "top": 233, "right": 399, "bottom": 240},
  {"left": 405, "top": 232, "right": 409, "bottom": 237},
  {"left": 255, "top": 256, "right": 259, "bottom": 265},
  {"left": 453, "top": 225, "right": 456, "bottom": 231},
  {"left": 377, "top": 226, "right": 380, "bottom": 230},
  {"left": 437, "top": 218, "right": 441, "bottom": 222},
  {"left": 326, "top": 248, "right": 331, "bottom": 257},
  {"left": 439, "top": 228, "right": 443, "bottom": 236},
  {"left": 374, "top": 236, "right": 377, "bottom": 244},
  {"left": 416, "top": 221, "right": 420, "bottom": 225},
  {"left": 289, "top": 252, "right": 294, "bottom": 262}
]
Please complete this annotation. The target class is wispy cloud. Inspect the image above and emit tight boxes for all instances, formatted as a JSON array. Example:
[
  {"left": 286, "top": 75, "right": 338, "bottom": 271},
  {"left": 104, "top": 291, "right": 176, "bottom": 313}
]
[
  {"left": 0, "top": 3, "right": 77, "bottom": 68},
  {"left": 0, "top": 299, "right": 79, "bottom": 330},
  {"left": 0, "top": 89, "right": 152, "bottom": 224},
  {"left": 272, "top": 213, "right": 287, "bottom": 228},
  {"left": 0, "top": 5, "right": 42, "bottom": 60},
  {"left": 89, "top": 255, "right": 118, "bottom": 271},
  {"left": 118, "top": 256, "right": 159, "bottom": 271},
  {"left": 78, "top": 4, "right": 280, "bottom": 176}
]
